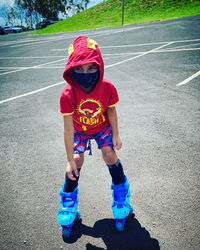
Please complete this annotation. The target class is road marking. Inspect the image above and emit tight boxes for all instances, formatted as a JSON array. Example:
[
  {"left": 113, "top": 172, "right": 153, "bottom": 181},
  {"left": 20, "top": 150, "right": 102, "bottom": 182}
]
[
  {"left": 0, "top": 42, "right": 172, "bottom": 76},
  {"left": 101, "top": 38, "right": 200, "bottom": 48},
  {"left": 169, "top": 42, "right": 200, "bottom": 50},
  {"left": 0, "top": 56, "right": 66, "bottom": 59},
  {"left": 10, "top": 39, "right": 64, "bottom": 48},
  {"left": 102, "top": 47, "right": 200, "bottom": 56},
  {"left": 0, "top": 42, "right": 173, "bottom": 105},
  {"left": 0, "top": 45, "right": 199, "bottom": 66},
  {"left": 52, "top": 49, "right": 67, "bottom": 51},
  {"left": 51, "top": 38, "right": 200, "bottom": 51},
  {"left": 6, "top": 27, "right": 145, "bottom": 48},
  {"left": 176, "top": 70, "right": 200, "bottom": 86},
  {"left": 0, "top": 66, "right": 64, "bottom": 70},
  {"left": 0, "top": 81, "right": 66, "bottom": 105},
  {"left": 0, "top": 67, "right": 27, "bottom": 70},
  {"left": 160, "top": 47, "right": 200, "bottom": 52},
  {"left": 105, "top": 42, "right": 173, "bottom": 69},
  {"left": 0, "top": 58, "right": 66, "bottom": 76}
]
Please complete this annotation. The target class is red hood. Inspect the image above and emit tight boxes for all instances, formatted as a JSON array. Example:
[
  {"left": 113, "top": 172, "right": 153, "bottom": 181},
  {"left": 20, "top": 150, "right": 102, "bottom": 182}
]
[{"left": 63, "top": 36, "right": 104, "bottom": 88}]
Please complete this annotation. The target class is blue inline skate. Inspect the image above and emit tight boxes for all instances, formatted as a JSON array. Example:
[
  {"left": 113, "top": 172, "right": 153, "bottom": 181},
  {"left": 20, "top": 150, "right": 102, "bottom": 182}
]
[
  {"left": 57, "top": 184, "right": 80, "bottom": 240},
  {"left": 111, "top": 176, "right": 133, "bottom": 232}
]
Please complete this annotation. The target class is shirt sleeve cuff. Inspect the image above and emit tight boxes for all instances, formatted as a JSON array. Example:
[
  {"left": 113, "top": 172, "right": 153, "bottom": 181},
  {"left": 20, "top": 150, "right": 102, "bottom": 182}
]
[
  {"left": 59, "top": 111, "right": 74, "bottom": 116},
  {"left": 108, "top": 100, "right": 119, "bottom": 108}
]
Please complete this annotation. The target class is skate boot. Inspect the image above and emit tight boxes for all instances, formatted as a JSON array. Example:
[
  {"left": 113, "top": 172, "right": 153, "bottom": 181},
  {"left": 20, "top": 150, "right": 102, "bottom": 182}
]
[
  {"left": 57, "top": 184, "right": 80, "bottom": 240},
  {"left": 111, "top": 176, "right": 133, "bottom": 232}
]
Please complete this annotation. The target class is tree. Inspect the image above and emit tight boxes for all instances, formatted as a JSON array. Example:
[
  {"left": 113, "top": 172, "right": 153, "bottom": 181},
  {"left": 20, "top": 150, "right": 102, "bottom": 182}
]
[
  {"left": 7, "top": 7, "right": 16, "bottom": 26},
  {"left": 35, "top": 0, "right": 66, "bottom": 20},
  {"left": 0, "top": 6, "right": 9, "bottom": 26},
  {"left": 14, "top": 0, "right": 26, "bottom": 27},
  {"left": 13, "top": 0, "right": 90, "bottom": 28},
  {"left": 34, "top": 0, "right": 90, "bottom": 20},
  {"left": 22, "top": 0, "right": 36, "bottom": 28}
]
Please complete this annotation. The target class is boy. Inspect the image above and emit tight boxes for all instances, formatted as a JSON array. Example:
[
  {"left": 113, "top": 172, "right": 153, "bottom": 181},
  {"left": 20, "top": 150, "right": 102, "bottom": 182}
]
[{"left": 57, "top": 36, "right": 133, "bottom": 233}]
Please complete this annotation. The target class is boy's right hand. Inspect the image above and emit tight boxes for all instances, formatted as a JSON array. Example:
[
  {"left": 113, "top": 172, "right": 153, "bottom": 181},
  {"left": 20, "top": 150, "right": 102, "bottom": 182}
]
[{"left": 66, "top": 159, "right": 79, "bottom": 181}]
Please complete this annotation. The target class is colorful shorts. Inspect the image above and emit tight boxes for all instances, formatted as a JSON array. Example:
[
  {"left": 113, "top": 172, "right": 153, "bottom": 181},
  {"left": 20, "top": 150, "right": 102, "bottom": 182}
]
[{"left": 74, "top": 125, "right": 113, "bottom": 155}]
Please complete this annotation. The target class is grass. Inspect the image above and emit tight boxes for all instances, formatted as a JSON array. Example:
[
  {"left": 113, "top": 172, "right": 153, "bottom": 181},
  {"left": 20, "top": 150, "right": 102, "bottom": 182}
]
[{"left": 32, "top": 0, "right": 200, "bottom": 35}]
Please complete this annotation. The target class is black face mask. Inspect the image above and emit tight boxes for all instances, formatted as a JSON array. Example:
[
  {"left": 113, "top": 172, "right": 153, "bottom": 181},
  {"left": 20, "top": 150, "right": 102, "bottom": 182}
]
[{"left": 72, "top": 71, "right": 99, "bottom": 88}]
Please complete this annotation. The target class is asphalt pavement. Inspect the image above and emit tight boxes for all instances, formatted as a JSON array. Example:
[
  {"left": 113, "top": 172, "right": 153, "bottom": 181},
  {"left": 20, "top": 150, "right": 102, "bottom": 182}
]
[{"left": 0, "top": 15, "right": 200, "bottom": 250}]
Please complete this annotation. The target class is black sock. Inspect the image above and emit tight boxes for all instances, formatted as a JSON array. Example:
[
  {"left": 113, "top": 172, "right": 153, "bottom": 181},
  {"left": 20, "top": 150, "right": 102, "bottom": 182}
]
[
  {"left": 64, "top": 169, "right": 81, "bottom": 193},
  {"left": 107, "top": 159, "right": 125, "bottom": 185}
]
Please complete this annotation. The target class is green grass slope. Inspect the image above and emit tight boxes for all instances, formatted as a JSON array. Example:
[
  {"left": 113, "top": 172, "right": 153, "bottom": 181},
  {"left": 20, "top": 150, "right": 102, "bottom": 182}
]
[{"left": 33, "top": 0, "right": 200, "bottom": 34}]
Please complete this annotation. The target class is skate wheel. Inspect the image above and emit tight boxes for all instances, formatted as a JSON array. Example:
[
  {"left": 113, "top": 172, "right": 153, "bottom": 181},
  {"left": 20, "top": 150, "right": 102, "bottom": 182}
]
[
  {"left": 128, "top": 206, "right": 134, "bottom": 217},
  {"left": 116, "top": 219, "right": 125, "bottom": 232},
  {"left": 75, "top": 210, "right": 81, "bottom": 221},
  {"left": 62, "top": 224, "right": 73, "bottom": 240}
]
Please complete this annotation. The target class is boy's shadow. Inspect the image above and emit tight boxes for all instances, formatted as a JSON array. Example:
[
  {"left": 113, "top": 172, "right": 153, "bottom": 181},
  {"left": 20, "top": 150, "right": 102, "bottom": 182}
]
[{"left": 63, "top": 214, "right": 160, "bottom": 250}]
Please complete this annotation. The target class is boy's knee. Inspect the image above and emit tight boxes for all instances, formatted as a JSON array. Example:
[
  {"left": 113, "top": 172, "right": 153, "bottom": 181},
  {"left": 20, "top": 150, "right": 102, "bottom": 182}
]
[
  {"left": 102, "top": 147, "right": 118, "bottom": 165},
  {"left": 74, "top": 153, "right": 84, "bottom": 168}
]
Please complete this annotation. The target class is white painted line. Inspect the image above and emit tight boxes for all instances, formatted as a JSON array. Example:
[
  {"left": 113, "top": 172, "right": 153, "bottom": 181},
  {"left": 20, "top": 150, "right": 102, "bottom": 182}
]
[
  {"left": 10, "top": 39, "right": 61, "bottom": 48},
  {"left": 6, "top": 31, "right": 110, "bottom": 48},
  {"left": 0, "top": 67, "right": 30, "bottom": 76},
  {"left": 158, "top": 47, "right": 200, "bottom": 53},
  {"left": 176, "top": 70, "right": 200, "bottom": 86},
  {"left": 0, "top": 66, "right": 64, "bottom": 70},
  {"left": 0, "top": 67, "right": 27, "bottom": 70},
  {"left": 52, "top": 43, "right": 165, "bottom": 51},
  {"left": 51, "top": 38, "right": 200, "bottom": 51},
  {"left": 0, "top": 39, "right": 39, "bottom": 47},
  {"left": 0, "top": 58, "right": 66, "bottom": 76},
  {"left": 8, "top": 36, "right": 66, "bottom": 48},
  {"left": 103, "top": 47, "right": 200, "bottom": 56},
  {"left": 0, "top": 81, "right": 65, "bottom": 105},
  {"left": 1, "top": 43, "right": 172, "bottom": 76},
  {"left": 100, "top": 38, "right": 200, "bottom": 48},
  {"left": 169, "top": 42, "right": 200, "bottom": 50},
  {"left": 0, "top": 42, "right": 173, "bottom": 105},
  {"left": 0, "top": 56, "right": 66, "bottom": 59},
  {"left": 4, "top": 26, "right": 145, "bottom": 49},
  {"left": 101, "top": 42, "right": 168, "bottom": 48},
  {"left": 52, "top": 49, "right": 67, "bottom": 51},
  {"left": 1, "top": 43, "right": 198, "bottom": 74},
  {"left": 35, "top": 66, "right": 64, "bottom": 69},
  {"left": 105, "top": 42, "right": 173, "bottom": 69}
]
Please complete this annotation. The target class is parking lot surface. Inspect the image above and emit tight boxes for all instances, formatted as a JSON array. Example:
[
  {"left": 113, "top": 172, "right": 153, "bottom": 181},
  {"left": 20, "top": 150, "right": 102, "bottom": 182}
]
[{"left": 0, "top": 15, "right": 200, "bottom": 249}]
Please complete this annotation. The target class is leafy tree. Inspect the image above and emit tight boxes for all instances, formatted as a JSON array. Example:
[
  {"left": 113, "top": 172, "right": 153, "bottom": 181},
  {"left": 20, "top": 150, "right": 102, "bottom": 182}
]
[
  {"left": 0, "top": 6, "right": 9, "bottom": 26},
  {"left": 1, "top": 0, "right": 90, "bottom": 28},
  {"left": 21, "top": 0, "right": 36, "bottom": 28},
  {"left": 35, "top": 0, "right": 66, "bottom": 20},
  {"left": 14, "top": 0, "right": 90, "bottom": 22},
  {"left": 7, "top": 7, "right": 16, "bottom": 26},
  {"left": 66, "top": 0, "right": 90, "bottom": 15},
  {"left": 14, "top": 0, "right": 26, "bottom": 27}
]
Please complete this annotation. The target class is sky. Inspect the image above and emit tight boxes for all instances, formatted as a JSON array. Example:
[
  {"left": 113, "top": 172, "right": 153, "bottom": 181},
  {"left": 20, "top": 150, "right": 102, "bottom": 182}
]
[
  {"left": 0, "top": 0, "right": 14, "bottom": 7},
  {"left": 87, "top": 0, "right": 104, "bottom": 8},
  {"left": 0, "top": 0, "right": 104, "bottom": 27},
  {"left": 0, "top": 0, "right": 14, "bottom": 26}
]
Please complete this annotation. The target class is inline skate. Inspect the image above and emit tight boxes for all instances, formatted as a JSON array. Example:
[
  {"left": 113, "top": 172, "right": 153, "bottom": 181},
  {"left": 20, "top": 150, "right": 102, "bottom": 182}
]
[
  {"left": 57, "top": 184, "right": 80, "bottom": 240},
  {"left": 111, "top": 176, "right": 133, "bottom": 232}
]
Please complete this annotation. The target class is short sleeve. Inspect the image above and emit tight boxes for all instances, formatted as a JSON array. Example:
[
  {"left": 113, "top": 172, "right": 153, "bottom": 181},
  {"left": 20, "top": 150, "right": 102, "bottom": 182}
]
[
  {"left": 107, "top": 83, "right": 119, "bottom": 108},
  {"left": 59, "top": 86, "right": 75, "bottom": 116}
]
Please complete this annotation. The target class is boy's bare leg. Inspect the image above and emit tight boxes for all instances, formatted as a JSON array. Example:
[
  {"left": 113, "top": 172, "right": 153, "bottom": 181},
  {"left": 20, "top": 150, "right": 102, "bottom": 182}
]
[
  {"left": 64, "top": 153, "right": 84, "bottom": 192},
  {"left": 101, "top": 146, "right": 125, "bottom": 185},
  {"left": 101, "top": 146, "right": 118, "bottom": 165},
  {"left": 74, "top": 153, "right": 84, "bottom": 170}
]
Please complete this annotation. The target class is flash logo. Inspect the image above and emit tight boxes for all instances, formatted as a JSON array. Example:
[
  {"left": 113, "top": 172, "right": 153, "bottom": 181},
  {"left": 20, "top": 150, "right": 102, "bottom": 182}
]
[{"left": 77, "top": 99, "right": 105, "bottom": 128}]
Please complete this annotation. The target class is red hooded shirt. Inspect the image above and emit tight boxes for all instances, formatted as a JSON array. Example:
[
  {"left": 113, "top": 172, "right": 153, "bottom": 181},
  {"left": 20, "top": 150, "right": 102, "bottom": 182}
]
[{"left": 59, "top": 36, "right": 119, "bottom": 135}]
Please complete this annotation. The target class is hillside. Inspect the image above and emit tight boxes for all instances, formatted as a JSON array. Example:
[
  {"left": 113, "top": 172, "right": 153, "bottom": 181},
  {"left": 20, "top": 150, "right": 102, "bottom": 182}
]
[{"left": 33, "top": 0, "right": 200, "bottom": 34}]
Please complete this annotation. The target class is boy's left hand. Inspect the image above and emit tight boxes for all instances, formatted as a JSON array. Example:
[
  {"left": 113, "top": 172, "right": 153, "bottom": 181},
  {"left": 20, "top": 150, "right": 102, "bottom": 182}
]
[{"left": 113, "top": 136, "right": 122, "bottom": 150}]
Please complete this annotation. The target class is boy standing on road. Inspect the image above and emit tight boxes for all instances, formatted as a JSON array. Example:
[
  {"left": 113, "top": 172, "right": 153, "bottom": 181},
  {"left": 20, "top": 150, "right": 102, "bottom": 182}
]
[{"left": 57, "top": 36, "right": 133, "bottom": 233}]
